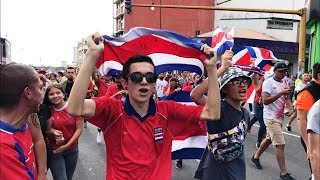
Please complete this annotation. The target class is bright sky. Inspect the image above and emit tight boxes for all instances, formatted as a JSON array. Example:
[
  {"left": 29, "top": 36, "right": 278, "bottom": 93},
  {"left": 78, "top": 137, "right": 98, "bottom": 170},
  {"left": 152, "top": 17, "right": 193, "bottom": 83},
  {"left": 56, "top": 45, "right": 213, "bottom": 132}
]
[{"left": 1, "top": 0, "right": 113, "bottom": 66}]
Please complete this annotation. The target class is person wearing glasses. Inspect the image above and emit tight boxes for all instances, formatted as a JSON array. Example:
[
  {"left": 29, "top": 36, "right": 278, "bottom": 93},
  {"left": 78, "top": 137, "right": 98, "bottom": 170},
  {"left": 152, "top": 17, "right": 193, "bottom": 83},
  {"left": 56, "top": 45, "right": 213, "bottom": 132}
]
[
  {"left": 251, "top": 62, "right": 295, "bottom": 180},
  {"left": 192, "top": 63, "right": 252, "bottom": 180},
  {"left": 67, "top": 33, "right": 221, "bottom": 180}
]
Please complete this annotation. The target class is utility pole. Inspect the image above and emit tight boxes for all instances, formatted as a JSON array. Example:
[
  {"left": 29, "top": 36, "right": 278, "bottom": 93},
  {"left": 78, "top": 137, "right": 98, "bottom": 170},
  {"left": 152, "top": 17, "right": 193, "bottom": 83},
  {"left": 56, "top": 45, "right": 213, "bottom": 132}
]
[{"left": 132, "top": 4, "right": 307, "bottom": 70}]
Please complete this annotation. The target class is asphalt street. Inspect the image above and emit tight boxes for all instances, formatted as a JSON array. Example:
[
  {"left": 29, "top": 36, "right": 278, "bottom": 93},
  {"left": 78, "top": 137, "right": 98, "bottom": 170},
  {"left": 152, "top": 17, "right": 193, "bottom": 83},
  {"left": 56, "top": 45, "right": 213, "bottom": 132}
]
[{"left": 48, "top": 113, "right": 311, "bottom": 180}]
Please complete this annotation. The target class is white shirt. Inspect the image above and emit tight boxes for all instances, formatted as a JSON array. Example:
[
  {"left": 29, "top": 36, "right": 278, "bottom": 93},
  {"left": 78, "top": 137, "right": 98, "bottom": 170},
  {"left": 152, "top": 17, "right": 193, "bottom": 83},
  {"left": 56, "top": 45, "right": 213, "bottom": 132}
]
[
  {"left": 307, "top": 100, "right": 320, "bottom": 134},
  {"left": 156, "top": 79, "right": 168, "bottom": 98},
  {"left": 262, "top": 78, "right": 288, "bottom": 119},
  {"left": 296, "top": 81, "right": 309, "bottom": 92}
]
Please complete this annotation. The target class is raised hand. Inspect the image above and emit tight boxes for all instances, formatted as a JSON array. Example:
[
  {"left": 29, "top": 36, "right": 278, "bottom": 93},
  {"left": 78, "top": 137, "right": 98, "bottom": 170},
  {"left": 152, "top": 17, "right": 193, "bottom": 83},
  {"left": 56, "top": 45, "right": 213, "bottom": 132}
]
[
  {"left": 86, "top": 32, "right": 104, "bottom": 60},
  {"left": 204, "top": 51, "right": 218, "bottom": 69},
  {"left": 221, "top": 50, "right": 233, "bottom": 69}
]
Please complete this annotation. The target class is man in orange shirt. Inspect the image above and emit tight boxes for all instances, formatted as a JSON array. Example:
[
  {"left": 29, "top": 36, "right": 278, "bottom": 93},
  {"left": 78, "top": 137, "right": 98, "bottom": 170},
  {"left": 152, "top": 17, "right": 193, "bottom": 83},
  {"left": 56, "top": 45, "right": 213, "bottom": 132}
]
[{"left": 296, "top": 62, "right": 320, "bottom": 177}]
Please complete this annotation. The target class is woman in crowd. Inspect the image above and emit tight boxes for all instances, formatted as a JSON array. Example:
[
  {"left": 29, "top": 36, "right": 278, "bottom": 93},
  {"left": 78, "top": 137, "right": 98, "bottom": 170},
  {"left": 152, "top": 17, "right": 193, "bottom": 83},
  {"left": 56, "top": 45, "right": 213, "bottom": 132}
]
[
  {"left": 43, "top": 84, "right": 83, "bottom": 180},
  {"left": 247, "top": 73, "right": 266, "bottom": 149}
]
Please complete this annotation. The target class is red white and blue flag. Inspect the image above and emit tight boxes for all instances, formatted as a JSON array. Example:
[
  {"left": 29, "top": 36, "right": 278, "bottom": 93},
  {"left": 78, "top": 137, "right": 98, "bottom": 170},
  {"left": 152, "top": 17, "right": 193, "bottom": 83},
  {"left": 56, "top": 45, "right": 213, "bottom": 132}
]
[
  {"left": 162, "top": 91, "right": 207, "bottom": 160},
  {"left": 96, "top": 27, "right": 208, "bottom": 77},
  {"left": 211, "top": 27, "right": 234, "bottom": 55},
  {"left": 232, "top": 46, "right": 279, "bottom": 103}
]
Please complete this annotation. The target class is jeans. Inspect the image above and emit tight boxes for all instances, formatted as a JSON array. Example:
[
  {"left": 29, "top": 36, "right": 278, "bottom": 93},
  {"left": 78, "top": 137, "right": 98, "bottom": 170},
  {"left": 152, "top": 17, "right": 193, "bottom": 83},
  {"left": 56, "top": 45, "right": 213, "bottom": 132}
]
[
  {"left": 253, "top": 102, "right": 266, "bottom": 143},
  {"left": 48, "top": 146, "right": 79, "bottom": 180}
]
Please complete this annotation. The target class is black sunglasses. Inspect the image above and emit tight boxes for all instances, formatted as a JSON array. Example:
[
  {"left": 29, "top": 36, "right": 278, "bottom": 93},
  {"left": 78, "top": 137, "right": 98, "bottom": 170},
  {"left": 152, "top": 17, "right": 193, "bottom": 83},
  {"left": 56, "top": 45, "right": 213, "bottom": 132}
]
[
  {"left": 227, "top": 79, "right": 251, "bottom": 87},
  {"left": 127, "top": 72, "right": 157, "bottom": 84}
]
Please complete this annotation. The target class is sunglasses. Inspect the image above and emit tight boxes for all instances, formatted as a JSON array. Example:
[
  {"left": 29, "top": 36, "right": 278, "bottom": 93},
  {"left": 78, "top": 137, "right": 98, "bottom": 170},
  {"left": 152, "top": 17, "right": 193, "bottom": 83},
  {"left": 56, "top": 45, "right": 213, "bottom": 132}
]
[
  {"left": 227, "top": 79, "right": 251, "bottom": 87},
  {"left": 127, "top": 72, "right": 157, "bottom": 84}
]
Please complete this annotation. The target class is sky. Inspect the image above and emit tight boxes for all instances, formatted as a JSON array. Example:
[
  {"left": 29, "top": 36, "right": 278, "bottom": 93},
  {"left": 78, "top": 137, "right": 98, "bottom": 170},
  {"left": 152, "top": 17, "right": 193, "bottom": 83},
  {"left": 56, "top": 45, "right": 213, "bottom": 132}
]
[{"left": 1, "top": 0, "right": 113, "bottom": 66}]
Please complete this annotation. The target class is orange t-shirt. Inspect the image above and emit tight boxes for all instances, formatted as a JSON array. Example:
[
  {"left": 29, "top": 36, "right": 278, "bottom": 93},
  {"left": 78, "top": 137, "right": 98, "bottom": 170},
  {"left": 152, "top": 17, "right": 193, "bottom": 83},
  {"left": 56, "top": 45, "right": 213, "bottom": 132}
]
[{"left": 296, "top": 90, "right": 315, "bottom": 112}]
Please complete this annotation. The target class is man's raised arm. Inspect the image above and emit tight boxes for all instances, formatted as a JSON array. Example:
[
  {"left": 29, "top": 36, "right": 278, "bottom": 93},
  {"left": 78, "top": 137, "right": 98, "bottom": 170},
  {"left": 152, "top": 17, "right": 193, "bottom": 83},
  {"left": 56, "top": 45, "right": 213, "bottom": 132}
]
[
  {"left": 199, "top": 50, "right": 220, "bottom": 121},
  {"left": 67, "top": 33, "right": 104, "bottom": 118}
]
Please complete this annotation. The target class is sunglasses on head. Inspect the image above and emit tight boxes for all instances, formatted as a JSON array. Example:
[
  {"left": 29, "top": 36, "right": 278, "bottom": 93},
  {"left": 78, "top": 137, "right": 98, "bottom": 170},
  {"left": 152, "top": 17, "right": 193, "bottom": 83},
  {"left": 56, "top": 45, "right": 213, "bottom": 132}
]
[{"left": 127, "top": 72, "right": 157, "bottom": 84}]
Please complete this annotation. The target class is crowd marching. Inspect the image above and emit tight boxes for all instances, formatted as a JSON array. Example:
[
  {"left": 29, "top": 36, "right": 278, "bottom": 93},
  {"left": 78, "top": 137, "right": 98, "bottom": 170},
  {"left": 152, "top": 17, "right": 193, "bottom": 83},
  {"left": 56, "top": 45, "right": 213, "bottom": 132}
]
[{"left": 0, "top": 32, "right": 319, "bottom": 180}]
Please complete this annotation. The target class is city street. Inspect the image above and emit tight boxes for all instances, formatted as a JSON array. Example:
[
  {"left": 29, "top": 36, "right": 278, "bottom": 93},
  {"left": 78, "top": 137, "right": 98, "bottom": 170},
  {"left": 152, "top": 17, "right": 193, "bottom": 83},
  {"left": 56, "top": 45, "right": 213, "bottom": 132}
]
[{"left": 49, "top": 113, "right": 311, "bottom": 180}]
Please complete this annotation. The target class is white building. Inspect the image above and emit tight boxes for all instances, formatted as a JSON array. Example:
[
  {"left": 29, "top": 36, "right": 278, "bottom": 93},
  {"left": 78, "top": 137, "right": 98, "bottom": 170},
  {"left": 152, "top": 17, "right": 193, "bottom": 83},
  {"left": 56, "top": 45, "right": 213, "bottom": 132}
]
[
  {"left": 212, "top": 0, "right": 307, "bottom": 74},
  {"left": 75, "top": 38, "right": 88, "bottom": 68},
  {"left": 214, "top": 0, "right": 305, "bottom": 42}
]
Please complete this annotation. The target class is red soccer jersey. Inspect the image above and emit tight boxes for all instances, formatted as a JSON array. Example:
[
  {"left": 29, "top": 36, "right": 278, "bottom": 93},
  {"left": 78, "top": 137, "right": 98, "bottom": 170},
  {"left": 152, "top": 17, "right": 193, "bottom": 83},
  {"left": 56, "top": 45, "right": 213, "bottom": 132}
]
[
  {"left": 89, "top": 96, "right": 203, "bottom": 180},
  {"left": 0, "top": 121, "right": 38, "bottom": 180},
  {"left": 86, "top": 81, "right": 94, "bottom": 98},
  {"left": 47, "top": 103, "right": 82, "bottom": 150},
  {"left": 96, "top": 79, "right": 114, "bottom": 97},
  {"left": 105, "top": 83, "right": 123, "bottom": 100},
  {"left": 163, "top": 85, "right": 175, "bottom": 95}
]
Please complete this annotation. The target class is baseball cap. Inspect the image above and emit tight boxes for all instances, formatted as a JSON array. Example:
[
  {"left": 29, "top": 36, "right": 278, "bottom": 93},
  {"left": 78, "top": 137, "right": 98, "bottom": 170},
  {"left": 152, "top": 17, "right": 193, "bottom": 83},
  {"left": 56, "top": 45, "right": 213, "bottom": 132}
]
[
  {"left": 274, "top": 62, "right": 289, "bottom": 71},
  {"left": 219, "top": 67, "right": 252, "bottom": 89}
]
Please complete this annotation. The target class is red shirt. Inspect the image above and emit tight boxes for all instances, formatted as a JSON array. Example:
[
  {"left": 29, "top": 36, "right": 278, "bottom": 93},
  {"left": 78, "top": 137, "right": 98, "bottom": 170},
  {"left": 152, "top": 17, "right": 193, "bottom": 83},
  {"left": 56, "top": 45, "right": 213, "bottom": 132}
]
[
  {"left": 163, "top": 85, "right": 175, "bottom": 95},
  {"left": 89, "top": 97, "right": 203, "bottom": 180},
  {"left": 47, "top": 103, "right": 82, "bottom": 150},
  {"left": 86, "top": 81, "right": 94, "bottom": 99},
  {"left": 96, "top": 79, "right": 113, "bottom": 97},
  {"left": 0, "top": 121, "right": 38, "bottom": 180},
  {"left": 105, "top": 83, "right": 123, "bottom": 100},
  {"left": 254, "top": 86, "right": 262, "bottom": 103}
]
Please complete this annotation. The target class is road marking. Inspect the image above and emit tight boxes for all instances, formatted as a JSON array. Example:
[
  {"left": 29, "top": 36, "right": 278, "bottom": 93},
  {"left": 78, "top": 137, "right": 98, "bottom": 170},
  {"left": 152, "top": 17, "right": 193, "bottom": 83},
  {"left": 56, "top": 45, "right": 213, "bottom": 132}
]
[{"left": 253, "top": 124, "right": 300, "bottom": 138}]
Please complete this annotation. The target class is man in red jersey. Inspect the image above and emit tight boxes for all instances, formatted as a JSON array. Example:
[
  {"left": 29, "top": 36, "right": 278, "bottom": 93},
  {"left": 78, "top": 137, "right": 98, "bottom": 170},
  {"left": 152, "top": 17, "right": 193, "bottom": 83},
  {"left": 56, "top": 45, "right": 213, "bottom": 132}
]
[
  {"left": 67, "top": 33, "right": 221, "bottom": 180},
  {"left": 0, "top": 63, "right": 47, "bottom": 180}
]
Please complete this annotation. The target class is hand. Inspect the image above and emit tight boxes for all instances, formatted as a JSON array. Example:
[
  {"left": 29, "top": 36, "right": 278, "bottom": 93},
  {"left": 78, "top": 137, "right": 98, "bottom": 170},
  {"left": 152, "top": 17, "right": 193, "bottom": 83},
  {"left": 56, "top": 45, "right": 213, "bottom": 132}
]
[
  {"left": 86, "top": 32, "right": 104, "bottom": 59},
  {"left": 221, "top": 50, "right": 234, "bottom": 69},
  {"left": 116, "top": 90, "right": 127, "bottom": 96},
  {"left": 200, "top": 44, "right": 214, "bottom": 55},
  {"left": 53, "top": 130, "right": 63, "bottom": 138},
  {"left": 53, "top": 145, "right": 68, "bottom": 154},
  {"left": 174, "top": 87, "right": 182, "bottom": 92},
  {"left": 281, "top": 88, "right": 292, "bottom": 96},
  {"left": 121, "top": 90, "right": 128, "bottom": 95},
  {"left": 204, "top": 51, "right": 218, "bottom": 69}
]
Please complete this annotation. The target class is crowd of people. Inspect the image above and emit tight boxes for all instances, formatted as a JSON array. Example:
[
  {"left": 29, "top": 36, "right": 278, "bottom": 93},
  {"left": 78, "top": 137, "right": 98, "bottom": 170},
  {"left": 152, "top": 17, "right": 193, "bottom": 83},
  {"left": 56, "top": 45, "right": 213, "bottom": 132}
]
[{"left": 0, "top": 33, "right": 319, "bottom": 180}]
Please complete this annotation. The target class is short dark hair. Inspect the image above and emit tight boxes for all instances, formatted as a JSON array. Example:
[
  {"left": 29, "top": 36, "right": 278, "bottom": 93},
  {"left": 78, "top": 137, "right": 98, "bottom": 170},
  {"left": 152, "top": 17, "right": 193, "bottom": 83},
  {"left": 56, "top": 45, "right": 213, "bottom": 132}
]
[
  {"left": 122, "top": 54, "right": 155, "bottom": 81},
  {"left": 312, "top": 62, "right": 320, "bottom": 79},
  {"left": 43, "top": 84, "right": 66, "bottom": 106},
  {"left": 66, "top": 66, "right": 75, "bottom": 71},
  {"left": 0, "top": 63, "right": 38, "bottom": 108}
]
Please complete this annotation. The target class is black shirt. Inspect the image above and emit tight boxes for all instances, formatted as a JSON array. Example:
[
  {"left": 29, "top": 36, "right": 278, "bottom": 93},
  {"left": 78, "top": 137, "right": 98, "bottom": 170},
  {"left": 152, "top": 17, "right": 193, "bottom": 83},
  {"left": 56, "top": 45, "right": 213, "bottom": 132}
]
[{"left": 195, "top": 100, "right": 250, "bottom": 180}]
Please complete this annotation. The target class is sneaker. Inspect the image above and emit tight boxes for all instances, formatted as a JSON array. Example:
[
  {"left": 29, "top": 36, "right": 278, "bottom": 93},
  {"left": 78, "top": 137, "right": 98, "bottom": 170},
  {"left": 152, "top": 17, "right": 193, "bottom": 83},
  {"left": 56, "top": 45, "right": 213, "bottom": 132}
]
[
  {"left": 250, "top": 111, "right": 255, "bottom": 115},
  {"left": 175, "top": 160, "right": 183, "bottom": 170},
  {"left": 286, "top": 124, "right": 292, "bottom": 132},
  {"left": 84, "top": 122, "right": 87, "bottom": 128},
  {"left": 280, "top": 173, "right": 295, "bottom": 180},
  {"left": 255, "top": 142, "right": 260, "bottom": 149},
  {"left": 251, "top": 156, "right": 262, "bottom": 169},
  {"left": 96, "top": 132, "right": 102, "bottom": 144}
]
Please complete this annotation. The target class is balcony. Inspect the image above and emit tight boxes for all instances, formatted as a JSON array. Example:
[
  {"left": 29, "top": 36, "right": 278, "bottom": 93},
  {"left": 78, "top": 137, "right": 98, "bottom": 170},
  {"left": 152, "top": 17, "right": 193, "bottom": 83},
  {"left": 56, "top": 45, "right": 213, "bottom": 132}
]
[
  {"left": 115, "top": 6, "right": 124, "bottom": 18},
  {"left": 115, "top": 23, "right": 124, "bottom": 34}
]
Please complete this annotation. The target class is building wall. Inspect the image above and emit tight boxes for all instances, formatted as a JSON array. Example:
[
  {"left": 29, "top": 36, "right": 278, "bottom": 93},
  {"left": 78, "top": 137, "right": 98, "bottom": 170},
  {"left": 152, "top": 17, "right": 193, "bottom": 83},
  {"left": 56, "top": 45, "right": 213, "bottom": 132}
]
[
  {"left": 217, "top": 18, "right": 300, "bottom": 42},
  {"left": 115, "top": 0, "right": 214, "bottom": 37},
  {"left": 76, "top": 38, "right": 88, "bottom": 68},
  {"left": 214, "top": 0, "right": 305, "bottom": 42}
]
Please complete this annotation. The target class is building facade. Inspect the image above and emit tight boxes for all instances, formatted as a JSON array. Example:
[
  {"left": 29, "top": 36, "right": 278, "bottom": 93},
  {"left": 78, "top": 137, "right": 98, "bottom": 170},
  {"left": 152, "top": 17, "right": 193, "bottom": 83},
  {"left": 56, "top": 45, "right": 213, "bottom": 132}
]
[
  {"left": 212, "top": 0, "right": 306, "bottom": 74},
  {"left": 113, "top": 0, "right": 214, "bottom": 37},
  {"left": 75, "top": 38, "right": 88, "bottom": 68}
]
